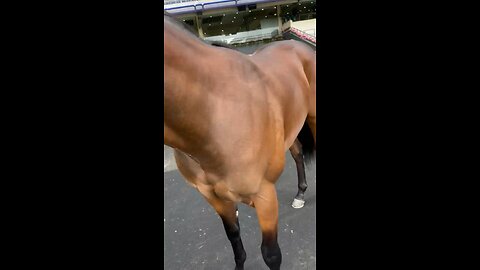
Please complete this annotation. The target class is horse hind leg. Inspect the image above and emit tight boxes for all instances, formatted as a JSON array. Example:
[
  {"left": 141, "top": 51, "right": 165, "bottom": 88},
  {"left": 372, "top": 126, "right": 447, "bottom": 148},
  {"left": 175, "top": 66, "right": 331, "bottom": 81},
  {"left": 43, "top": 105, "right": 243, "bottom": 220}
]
[{"left": 289, "top": 139, "right": 307, "bottom": 209}]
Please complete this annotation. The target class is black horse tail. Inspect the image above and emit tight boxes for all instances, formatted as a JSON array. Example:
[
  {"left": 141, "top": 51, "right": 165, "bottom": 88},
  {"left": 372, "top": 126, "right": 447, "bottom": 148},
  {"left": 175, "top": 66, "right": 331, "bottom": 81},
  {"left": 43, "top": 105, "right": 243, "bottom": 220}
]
[{"left": 297, "top": 121, "right": 316, "bottom": 164}]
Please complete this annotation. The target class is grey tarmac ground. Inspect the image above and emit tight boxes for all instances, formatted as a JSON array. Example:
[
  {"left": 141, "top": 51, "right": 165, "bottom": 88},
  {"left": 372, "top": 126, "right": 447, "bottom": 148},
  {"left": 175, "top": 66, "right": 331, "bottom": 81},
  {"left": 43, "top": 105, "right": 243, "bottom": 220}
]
[{"left": 164, "top": 146, "right": 316, "bottom": 270}]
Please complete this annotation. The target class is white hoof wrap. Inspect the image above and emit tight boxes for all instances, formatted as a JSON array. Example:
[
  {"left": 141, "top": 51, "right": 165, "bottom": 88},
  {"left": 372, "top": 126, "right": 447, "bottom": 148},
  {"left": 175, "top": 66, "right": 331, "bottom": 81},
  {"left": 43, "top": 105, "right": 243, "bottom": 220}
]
[{"left": 292, "top": 198, "right": 305, "bottom": 209}]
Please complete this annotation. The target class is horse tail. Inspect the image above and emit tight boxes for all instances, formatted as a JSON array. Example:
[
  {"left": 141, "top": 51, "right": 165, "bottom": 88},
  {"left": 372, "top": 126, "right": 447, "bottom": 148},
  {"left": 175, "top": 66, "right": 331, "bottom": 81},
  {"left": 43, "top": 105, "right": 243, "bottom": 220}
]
[{"left": 297, "top": 120, "right": 316, "bottom": 164}]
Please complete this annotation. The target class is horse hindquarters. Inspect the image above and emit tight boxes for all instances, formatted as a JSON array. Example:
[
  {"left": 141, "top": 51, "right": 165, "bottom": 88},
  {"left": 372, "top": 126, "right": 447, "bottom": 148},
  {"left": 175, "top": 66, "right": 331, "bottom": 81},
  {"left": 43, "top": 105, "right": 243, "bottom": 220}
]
[{"left": 303, "top": 44, "right": 316, "bottom": 148}]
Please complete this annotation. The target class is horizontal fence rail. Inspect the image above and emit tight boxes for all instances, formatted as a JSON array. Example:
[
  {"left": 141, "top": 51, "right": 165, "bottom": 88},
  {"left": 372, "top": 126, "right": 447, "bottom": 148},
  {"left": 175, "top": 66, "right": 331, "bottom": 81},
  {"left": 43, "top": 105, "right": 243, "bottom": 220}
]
[
  {"left": 164, "top": 0, "right": 284, "bottom": 14},
  {"left": 204, "top": 27, "right": 279, "bottom": 44},
  {"left": 288, "top": 27, "right": 316, "bottom": 44},
  {"left": 164, "top": 0, "right": 198, "bottom": 4}
]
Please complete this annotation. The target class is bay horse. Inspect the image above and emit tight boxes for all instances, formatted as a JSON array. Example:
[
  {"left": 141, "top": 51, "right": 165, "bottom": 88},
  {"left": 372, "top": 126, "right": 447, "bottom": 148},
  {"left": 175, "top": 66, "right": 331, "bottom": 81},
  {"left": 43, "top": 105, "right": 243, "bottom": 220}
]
[{"left": 164, "top": 13, "right": 316, "bottom": 270}]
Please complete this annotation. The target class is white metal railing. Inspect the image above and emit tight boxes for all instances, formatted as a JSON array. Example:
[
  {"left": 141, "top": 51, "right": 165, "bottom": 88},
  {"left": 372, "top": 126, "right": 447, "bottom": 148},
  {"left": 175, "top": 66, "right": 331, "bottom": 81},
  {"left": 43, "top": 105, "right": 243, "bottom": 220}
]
[
  {"left": 287, "top": 27, "right": 316, "bottom": 44},
  {"left": 164, "top": 0, "right": 280, "bottom": 7},
  {"left": 204, "top": 27, "right": 279, "bottom": 44},
  {"left": 164, "top": 0, "right": 235, "bottom": 5},
  {"left": 290, "top": 19, "right": 316, "bottom": 36},
  {"left": 164, "top": 0, "right": 198, "bottom": 5}
]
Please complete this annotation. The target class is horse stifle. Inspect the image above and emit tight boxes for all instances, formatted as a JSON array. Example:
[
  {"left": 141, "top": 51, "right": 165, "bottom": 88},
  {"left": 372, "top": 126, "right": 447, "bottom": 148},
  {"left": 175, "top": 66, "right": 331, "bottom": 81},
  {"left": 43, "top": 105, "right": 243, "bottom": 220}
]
[{"left": 164, "top": 13, "right": 316, "bottom": 270}]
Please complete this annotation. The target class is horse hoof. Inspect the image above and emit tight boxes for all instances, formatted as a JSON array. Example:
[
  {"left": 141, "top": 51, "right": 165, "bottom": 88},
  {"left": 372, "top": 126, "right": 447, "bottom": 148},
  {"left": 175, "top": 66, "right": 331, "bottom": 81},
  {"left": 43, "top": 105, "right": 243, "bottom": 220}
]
[{"left": 292, "top": 198, "right": 305, "bottom": 209}]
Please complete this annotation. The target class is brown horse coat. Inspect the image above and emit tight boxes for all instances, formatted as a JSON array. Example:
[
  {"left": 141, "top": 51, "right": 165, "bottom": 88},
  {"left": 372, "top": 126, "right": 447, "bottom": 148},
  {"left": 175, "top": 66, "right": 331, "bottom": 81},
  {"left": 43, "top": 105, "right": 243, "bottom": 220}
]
[{"left": 164, "top": 14, "right": 316, "bottom": 270}]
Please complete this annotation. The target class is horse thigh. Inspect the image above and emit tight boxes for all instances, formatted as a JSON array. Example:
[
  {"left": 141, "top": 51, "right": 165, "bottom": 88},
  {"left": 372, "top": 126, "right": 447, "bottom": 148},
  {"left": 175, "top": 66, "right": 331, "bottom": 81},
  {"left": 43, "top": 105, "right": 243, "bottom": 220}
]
[{"left": 173, "top": 149, "right": 205, "bottom": 187}]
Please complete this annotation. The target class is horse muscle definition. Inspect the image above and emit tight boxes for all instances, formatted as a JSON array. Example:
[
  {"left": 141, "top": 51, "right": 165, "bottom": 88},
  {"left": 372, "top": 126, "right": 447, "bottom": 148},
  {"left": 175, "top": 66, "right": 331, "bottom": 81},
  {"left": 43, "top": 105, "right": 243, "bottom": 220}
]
[
  {"left": 164, "top": 12, "right": 316, "bottom": 270},
  {"left": 208, "top": 41, "right": 314, "bottom": 209}
]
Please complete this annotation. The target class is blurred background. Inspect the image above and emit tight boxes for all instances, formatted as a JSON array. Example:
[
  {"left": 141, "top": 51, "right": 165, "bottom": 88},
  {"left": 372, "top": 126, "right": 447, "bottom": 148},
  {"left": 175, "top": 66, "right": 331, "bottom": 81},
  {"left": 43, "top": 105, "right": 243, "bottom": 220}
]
[{"left": 164, "top": 0, "right": 316, "bottom": 53}]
